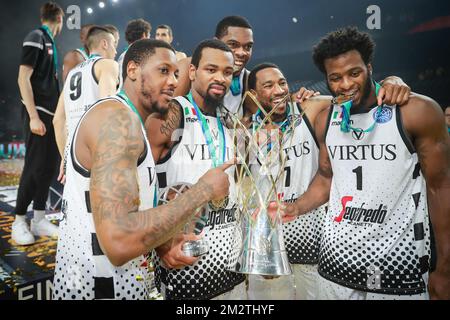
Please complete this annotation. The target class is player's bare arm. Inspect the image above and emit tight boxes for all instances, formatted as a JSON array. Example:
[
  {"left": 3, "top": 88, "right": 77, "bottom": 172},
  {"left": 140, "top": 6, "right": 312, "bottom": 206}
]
[
  {"left": 282, "top": 106, "right": 333, "bottom": 222},
  {"left": 18, "top": 65, "right": 46, "bottom": 136},
  {"left": 95, "top": 59, "right": 120, "bottom": 97},
  {"left": 83, "top": 101, "right": 229, "bottom": 266},
  {"left": 53, "top": 92, "right": 66, "bottom": 158},
  {"left": 401, "top": 95, "right": 450, "bottom": 299},
  {"left": 301, "top": 95, "right": 333, "bottom": 126}
]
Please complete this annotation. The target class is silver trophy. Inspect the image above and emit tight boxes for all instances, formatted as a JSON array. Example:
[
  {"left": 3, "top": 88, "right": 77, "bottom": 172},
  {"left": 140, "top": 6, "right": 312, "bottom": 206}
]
[
  {"left": 158, "top": 183, "right": 209, "bottom": 257},
  {"left": 224, "top": 92, "right": 298, "bottom": 276}
]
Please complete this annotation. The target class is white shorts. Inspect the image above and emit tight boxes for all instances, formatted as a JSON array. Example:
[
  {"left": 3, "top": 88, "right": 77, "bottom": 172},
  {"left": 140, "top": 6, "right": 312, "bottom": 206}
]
[
  {"left": 316, "top": 274, "right": 429, "bottom": 300},
  {"left": 247, "top": 264, "right": 319, "bottom": 300}
]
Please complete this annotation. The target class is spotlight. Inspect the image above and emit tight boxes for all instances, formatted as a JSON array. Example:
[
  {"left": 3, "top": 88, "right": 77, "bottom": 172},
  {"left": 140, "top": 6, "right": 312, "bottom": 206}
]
[
  {"left": 99, "top": 2, "right": 105, "bottom": 8},
  {"left": 87, "top": 7, "right": 93, "bottom": 14}
]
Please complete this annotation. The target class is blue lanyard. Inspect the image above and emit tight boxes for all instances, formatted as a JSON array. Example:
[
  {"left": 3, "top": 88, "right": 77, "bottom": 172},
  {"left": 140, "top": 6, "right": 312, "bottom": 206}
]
[
  {"left": 187, "top": 92, "right": 226, "bottom": 167},
  {"left": 253, "top": 105, "right": 299, "bottom": 152},
  {"left": 88, "top": 53, "right": 100, "bottom": 59},
  {"left": 79, "top": 47, "right": 88, "bottom": 59},
  {"left": 41, "top": 25, "right": 58, "bottom": 75},
  {"left": 340, "top": 82, "right": 382, "bottom": 133},
  {"left": 117, "top": 90, "right": 158, "bottom": 207},
  {"left": 230, "top": 75, "right": 241, "bottom": 96},
  {"left": 253, "top": 104, "right": 298, "bottom": 133}
]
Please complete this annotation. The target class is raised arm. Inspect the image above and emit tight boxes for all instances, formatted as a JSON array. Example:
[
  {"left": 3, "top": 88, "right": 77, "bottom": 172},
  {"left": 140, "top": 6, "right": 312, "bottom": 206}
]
[
  {"left": 403, "top": 96, "right": 450, "bottom": 299},
  {"left": 87, "top": 103, "right": 229, "bottom": 266},
  {"left": 282, "top": 107, "right": 333, "bottom": 222}
]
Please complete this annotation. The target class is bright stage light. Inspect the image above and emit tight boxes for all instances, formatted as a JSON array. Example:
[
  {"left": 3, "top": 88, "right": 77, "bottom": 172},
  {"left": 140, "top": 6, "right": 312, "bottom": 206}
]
[
  {"left": 99, "top": 2, "right": 105, "bottom": 8},
  {"left": 87, "top": 7, "right": 93, "bottom": 14}
]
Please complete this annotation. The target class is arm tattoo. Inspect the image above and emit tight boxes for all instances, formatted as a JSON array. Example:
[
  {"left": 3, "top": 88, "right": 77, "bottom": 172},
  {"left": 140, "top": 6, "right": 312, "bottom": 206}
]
[
  {"left": 90, "top": 108, "right": 143, "bottom": 227},
  {"left": 90, "top": 107, "right": 212, "bottom": 249}
]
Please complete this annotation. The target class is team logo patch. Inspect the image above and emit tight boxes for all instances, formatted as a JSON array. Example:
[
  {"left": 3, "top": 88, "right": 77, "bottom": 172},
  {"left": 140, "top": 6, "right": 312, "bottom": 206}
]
[
  {"left": 352, "top": 129, "right": 365, "bottom": 141},
  {"left": 375, "top": 106, "right": 393, "bottom": 123}
]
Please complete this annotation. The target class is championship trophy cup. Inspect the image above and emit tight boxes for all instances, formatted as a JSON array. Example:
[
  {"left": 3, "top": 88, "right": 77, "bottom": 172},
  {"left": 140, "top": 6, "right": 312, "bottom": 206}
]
[
  {"left": 158, "top": 183, "right": 209, "bottom": 257},
  {"left": 224, "top": 92, "right": 297, "bottom": 276}
]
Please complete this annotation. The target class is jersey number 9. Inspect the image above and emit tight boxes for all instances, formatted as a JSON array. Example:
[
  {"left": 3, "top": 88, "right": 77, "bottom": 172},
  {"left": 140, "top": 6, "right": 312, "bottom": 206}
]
[{"left": 69, "top": 71, "right": 82, "bottom": 100}]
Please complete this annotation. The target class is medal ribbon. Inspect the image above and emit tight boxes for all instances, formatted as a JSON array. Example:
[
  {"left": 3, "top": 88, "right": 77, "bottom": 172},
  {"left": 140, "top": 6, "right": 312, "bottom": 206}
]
[
  {"left": 340, "top": 81, "right": 383, "bottom": 133},
  {"left": 187, "top": 91, "right": 226, "bottom": 168}
]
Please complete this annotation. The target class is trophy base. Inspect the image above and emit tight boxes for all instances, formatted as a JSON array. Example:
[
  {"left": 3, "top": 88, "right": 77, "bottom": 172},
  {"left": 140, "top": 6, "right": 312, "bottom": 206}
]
[{"left": 182, "top": 240, "right": 209, "bottom": 257}]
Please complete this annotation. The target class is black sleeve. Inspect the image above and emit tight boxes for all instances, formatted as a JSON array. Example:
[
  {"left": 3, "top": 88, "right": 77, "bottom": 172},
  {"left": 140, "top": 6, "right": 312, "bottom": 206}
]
[{"left": 20, "top": 30, "right": 43, "bottom": 69}]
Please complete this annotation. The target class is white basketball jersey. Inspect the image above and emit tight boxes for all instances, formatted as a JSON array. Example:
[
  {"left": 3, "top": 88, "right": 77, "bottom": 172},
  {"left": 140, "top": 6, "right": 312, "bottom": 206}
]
[
  {"left": 53, "top": 95, "right": 158, "bottom": 300},
  {"left": 321, "top": 104, "right": 430, "bottom": 294},
  {"left": 223, "top": 68, "right": 248, "bottom": 117},
  {"left": 154, "top": 96, "right": 245, "bottom": 300},
  {"left": 63, "top": 56, "right": 102, "bottom": 141},
  {"left": 278, "top": 103, "right": 326, "bottom": 265}
]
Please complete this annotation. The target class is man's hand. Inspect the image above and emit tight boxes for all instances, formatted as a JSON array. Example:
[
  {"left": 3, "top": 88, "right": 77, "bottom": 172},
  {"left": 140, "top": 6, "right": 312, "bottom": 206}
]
[
  {"left": 199, "top": 159, "right": 235, "bottom": 201},
  {"left": 280, "top": 202, "right": 299, "bottom": 223},
  {"left": 378, "top": 76, "right": 411, "bottom": 106},
  {"left": 155, "top": 233, "right": 201, "bottom": 269},
  {"left": 292, "top": 87, "right": 320, "bottom": 103},
  {"left": 57, "top": 160, "right": 66, "bottom": 185},
  {"left": 428, "top": 269, "right": 450, "bottom": 300},
  {"left": 30, "top": 117, "right": 46, "bottom": 136}
]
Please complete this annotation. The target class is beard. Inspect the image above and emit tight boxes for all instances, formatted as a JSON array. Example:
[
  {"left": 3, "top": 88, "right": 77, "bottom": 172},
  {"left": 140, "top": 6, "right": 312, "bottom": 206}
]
[
  {"left": 140, "top": 76, "right": 168, "bottom": 116},
  {"left": 204, "top": 83, "right": 226, "bottom": 109},
  {"left": 355, "top": 74, "right": 373, "bottom": 108}
]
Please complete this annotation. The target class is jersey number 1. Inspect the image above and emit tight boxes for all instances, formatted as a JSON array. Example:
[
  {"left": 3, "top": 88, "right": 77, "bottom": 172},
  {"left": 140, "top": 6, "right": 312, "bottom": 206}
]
[{"left": 352, "top": 166, "right": 363, "bottom": 190}]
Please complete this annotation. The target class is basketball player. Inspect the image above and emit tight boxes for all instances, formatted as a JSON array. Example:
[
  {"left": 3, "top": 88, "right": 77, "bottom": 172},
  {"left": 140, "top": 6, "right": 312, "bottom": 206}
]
[
  {"left": 244, "top": 63, "right": 330, "bottom": 300},
  {"left": 175, "top": 16, "right": 411, "bottom": 117},
  {"left": 53, "top": 26, "right": 119, "bottom": 183},
  {"left": 61, "top": 24, "right": 94, "bottom": 81},
  {"left": 103, "top": 24, "right": 120, "bottom": 48},
  {"left": 117, "top": 19, "right": 151, "bottom": 83},
  {"left": 53, "top": 39, "right": 233, "bottom": 300},
  {"left": 242, "top": 61, "right": 414, "bottom": 300},
  {"left": 282, "top": 27, "right": 450, "bottom": 300},
  {"left": 155, "top": 24, "right": 187, "bottom": 61},
  {"left": 174, "top": 16, "right": 258, "bottom": 115},
  {"left": 146, "top": 39, "right": 247, "bottom": 300}
]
